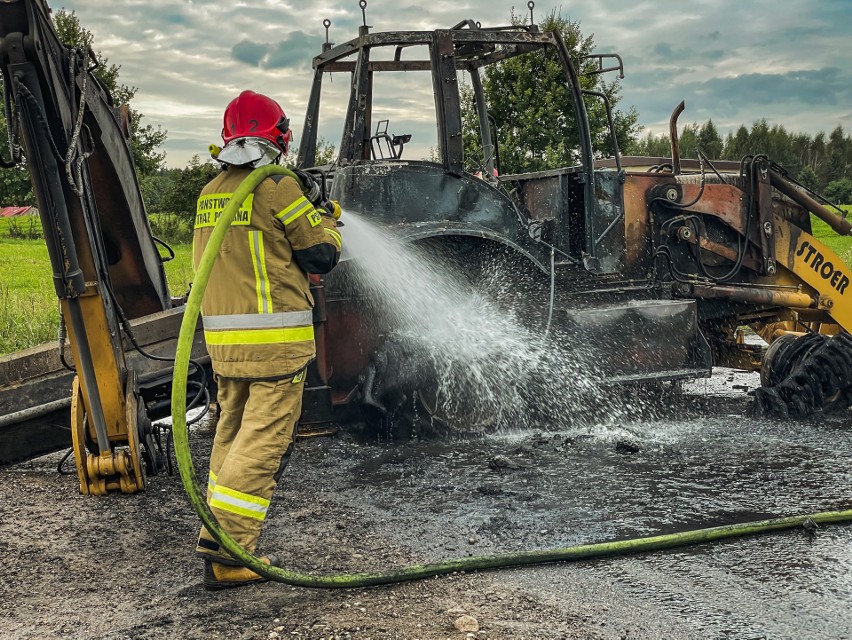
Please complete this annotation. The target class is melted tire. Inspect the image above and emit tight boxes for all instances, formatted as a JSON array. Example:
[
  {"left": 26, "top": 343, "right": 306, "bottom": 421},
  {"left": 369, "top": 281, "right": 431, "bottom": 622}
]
[
  {"left": 356, "top": 239, "right": 549, "bottom": 439},
  {"left": 754, "top": 333, "right": 852, "bottom": 418}
]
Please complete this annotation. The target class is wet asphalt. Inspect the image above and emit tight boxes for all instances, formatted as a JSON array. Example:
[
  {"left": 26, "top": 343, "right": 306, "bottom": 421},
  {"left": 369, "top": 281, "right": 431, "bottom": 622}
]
[
  {"left": 1, "top": 367, "right": 849, "bottom": 639},
  {"left": 308, "top": 369, "right": 852, "bottom": 639}
]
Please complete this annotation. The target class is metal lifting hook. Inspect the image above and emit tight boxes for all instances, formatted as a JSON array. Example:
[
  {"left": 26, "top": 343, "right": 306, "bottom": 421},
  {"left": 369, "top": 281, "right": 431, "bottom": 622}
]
[
  {"left": 322, "top": 18, "right": 332, "bottom": 52},
  {"left": 528, "top": 1, "right": 535, "bottom": 26},
  {"left": 359, "top": 0, "right": 370, "bottom": 35}
]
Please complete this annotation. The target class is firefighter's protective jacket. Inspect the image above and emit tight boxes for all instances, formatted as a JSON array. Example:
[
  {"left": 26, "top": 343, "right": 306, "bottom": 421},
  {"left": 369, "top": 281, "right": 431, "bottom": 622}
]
[{"left": 192, "top": 167, "right": 341, "bottom": 379}]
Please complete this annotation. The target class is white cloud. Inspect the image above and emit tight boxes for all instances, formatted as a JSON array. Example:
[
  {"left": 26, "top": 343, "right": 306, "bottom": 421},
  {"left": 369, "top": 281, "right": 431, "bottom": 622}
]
[{"left": 55, "top": 0, "right": 851, "bottom": 166}]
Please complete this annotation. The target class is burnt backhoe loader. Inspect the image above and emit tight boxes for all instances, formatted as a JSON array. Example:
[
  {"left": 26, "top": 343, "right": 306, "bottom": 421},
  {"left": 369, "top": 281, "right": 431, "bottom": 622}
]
[
  {"left": 294, "top": 5, "right": 852, "bottom": 426},
  {"left": 1, "top": 0, "right": 850, "bottom": 491}
]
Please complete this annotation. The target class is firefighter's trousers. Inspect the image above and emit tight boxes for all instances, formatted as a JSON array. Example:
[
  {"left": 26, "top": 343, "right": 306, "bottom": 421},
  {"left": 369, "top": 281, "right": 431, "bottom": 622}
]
[{"left": 196, "top": 373, "right": 303, "bottom": 563}]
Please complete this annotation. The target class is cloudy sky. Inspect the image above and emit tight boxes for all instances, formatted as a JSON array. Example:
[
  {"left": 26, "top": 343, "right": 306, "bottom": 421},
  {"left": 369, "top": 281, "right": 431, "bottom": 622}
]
[{"left": 54, "top": 0, "right": 852, "bottom": 167}]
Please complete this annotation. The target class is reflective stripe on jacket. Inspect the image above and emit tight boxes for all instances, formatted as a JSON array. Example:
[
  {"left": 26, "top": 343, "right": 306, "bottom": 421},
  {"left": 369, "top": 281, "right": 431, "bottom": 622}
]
[{"left": 192, "top": 167, "right": 341, "bottom": 379}]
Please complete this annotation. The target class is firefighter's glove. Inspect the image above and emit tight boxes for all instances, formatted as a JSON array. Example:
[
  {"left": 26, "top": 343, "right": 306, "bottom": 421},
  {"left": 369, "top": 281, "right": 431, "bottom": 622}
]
[
  {"left": 292, "top": 168, "right": 322, "bottom": 205},
  {"left": 323, "top": 199, "right": 342, "bottom": 221}
]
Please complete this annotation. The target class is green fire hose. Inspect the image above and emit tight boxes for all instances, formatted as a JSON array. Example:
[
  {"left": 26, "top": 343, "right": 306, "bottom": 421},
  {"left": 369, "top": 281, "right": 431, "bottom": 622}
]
[{"left": 171, "top": 165, "right": 852, "bottom": 589}]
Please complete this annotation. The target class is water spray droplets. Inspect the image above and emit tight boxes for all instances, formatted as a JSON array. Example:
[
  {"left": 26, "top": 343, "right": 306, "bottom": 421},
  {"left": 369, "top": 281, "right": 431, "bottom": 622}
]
[{"left": 340, "top": 213, "right": 602, "bottom": 434}]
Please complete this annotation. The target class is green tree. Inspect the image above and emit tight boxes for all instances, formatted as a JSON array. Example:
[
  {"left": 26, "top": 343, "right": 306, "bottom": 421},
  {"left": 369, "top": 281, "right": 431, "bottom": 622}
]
[
  {"left": 697, "top": 119, "right": 723, "bottom": 159},
  {"left": 790, "top": 133, "right": 812, "bottom": 171},
  {"left": 822, "top": 125, "right": 850, "bottom": 186},
  {"left": 677, "top": 123, "right": 700, "bottom": 160},
  {"left": 603, "top": 112, "right": 852, "bottom": 198},
  {"left": 0, "top": 81, "right": 33, "bottom": 206},
  {"left": 747, "top": 119, "right": 771, "bottom": 156},
  {"left": 53, "top": 9, "right": 166, "bottom": 176},
  {"left": 161, "top": 155, "right": 220, "bottom": 224},
  {"left": 0, "top": 9, "right": 169, "bottom": 204},
  {"left": 294, "top": 138, "right": 337, "bottom": 167},
  {"left": 624, "top": 130, "right": 671, "bottom": 157},
  {"left": 0, "top": 128, "right": 34, "bottom": 206},
  {"left": 811, "top": 132, "right": 826, "bottom": 182},
  {"left": 767, "top": 123, "right": 799, "bottom": 172},
  {"left": 461, "top": 9, "right": 639, "bottom": 174},
  {"left": 653, "top": 120, "right": 721, "bottom": 161},
  {"left": 140, "top": 171, "right": 173, "bottom": 213},
  {"left": 824, "top": 178, "right": 852, "bottom": 204},
  {"left": 313, "top": 138, "right": 337, "bottom": 166},
  {"left": 723, "top": 125, "right": 751, "bottom": 160},
  {"left": 796, "top": 166, "right": 819, "bottom": 193}
]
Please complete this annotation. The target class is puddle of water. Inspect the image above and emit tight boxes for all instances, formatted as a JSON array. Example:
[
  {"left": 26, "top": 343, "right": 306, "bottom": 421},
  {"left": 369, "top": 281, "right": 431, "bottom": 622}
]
[{"left": 317, "top": 404, "right": 851, "bottom": 637}]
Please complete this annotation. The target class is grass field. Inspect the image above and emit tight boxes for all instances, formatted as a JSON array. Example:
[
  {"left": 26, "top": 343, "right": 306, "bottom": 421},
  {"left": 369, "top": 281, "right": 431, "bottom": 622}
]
[
  {"left": 1, "top": 206, "right": 850, "bottom": 356},
  {"left": 0, "top": 237, "right": 62, "bottom": 355},
  {"left": 0, "top": 216, "right": 192, "bottom": 355},
  {"left": 810, "top": 205, "right": 852, "bottom": 263}
]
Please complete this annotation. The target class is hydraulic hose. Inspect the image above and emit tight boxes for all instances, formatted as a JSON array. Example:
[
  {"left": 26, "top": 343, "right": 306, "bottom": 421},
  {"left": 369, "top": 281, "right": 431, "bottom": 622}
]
[{"left": 172, "top": 166, "right": 852, "bottom": 589}]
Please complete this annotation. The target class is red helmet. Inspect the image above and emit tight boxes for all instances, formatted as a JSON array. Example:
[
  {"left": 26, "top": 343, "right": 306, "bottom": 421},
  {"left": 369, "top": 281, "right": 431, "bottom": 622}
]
[{"left": 222, "top": 90, "right": 292, "bottom": 154}]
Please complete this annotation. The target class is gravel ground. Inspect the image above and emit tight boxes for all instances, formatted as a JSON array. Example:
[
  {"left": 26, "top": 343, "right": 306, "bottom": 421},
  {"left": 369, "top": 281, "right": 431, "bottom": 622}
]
[{"left": 1, "top": 371, "right": 850, "bottom": 639}]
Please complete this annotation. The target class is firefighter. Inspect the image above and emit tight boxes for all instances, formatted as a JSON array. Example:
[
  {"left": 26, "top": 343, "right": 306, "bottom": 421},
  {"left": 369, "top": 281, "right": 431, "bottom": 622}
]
[{"left": 192, "top": 90, "right": 342, "bottom": 589}]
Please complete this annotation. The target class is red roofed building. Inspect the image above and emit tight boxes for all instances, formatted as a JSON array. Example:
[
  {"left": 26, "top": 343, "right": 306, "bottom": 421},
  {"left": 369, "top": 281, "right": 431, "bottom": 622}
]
[{"left": 0, "top": 206, "right": 35, "bottom": 217}]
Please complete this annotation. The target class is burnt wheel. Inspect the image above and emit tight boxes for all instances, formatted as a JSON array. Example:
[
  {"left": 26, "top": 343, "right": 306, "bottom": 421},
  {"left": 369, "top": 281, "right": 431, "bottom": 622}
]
[{"left": 356, "top": 236, "right": 550, "bottom": 438}]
